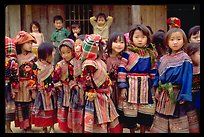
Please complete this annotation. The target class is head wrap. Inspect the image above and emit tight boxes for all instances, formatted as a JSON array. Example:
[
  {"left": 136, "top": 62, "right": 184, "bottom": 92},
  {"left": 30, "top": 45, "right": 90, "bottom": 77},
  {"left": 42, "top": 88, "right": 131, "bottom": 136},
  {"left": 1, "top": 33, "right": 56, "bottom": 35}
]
[
  {"left": 81, "top": 34, "right": 102, "bottom": 61},
  {"left": 58, "top": 38, "right": 75, "bottom": 51},
  {"left": 5, "top": 36, "right": 17, "bottom": 57},
  {"left": 13, "top": 31, "right": 37, "bottom": 45},
  {"left": 167, "top": 17, "right": 181, "bottom": 28}
]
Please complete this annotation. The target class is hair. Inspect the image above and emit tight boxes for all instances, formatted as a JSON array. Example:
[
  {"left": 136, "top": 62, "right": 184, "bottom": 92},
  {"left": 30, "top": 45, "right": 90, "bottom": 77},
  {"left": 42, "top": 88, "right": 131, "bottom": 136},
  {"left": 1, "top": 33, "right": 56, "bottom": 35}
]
[
  {"left": 146, "top": 25, "right": 153, "bottom": 35},
  {"left": 164, "top": 28, "right": 188, "bottom": 54},
  {"left": 76, "top": 34, "right": 86, "bottom": 41},
  {"left": 53, "top": 15, "right": 64, "bottom": 23},
  {"left": 16, "top": 44, "right": 32, "bottom": 55},
  {"left": 186, "top": 42, "right": 200, "bottom": 56},
  {"left": 96, "top": 12, "right": 107, "bottom": 21},
  {"left": 152, "top": 31, "right": 167, "bottom": 56},
  {"left": 188, "top": 25, "right": 200, "bottom": 40},
  {"left": 71, "top": 22, "right": 80, "bottom": 29},
  {"left": 129, "top": 24, "right": 152, "bottom": 46},
  {"left": 38, "top": 42, "right": 55, "bottom": 61},
  {"left": 30, "top": 21, "right": 41, "bottom": 33},
  {"left": 106, "top": 32, "right": 127, "bottom": 56}
]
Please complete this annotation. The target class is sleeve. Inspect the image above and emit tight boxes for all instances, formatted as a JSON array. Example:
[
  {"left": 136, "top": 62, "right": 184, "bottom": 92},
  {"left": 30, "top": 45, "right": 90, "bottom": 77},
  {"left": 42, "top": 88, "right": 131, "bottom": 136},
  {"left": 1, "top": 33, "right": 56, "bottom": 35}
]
[
  {"left": 53, "top": 63, "right": 62, "bottom": 88},
  {"left": 64, "top": 28, "right": 71, "bottom": 38},
  {"left": 41, "top": 33, "right": 45, "bottom": 42},
  {"left": 10, "top": 58, "right": 19, "bottom": 92},
  {"left": 152, "top": 60, "right": 160, "bottom": 88},
  {"left": 50, "top": 31, "right": 56, "bottom": 42},
  {"left": 177, "top": 60, "right": 193, "bottom": 102},
  {"left": 117, "top": 51, "right": 129, "bottom": 89},
  {"left": 106, "top": 16, "right": 113, "bottom": 27},
  {"left": 90, "top": 16, "right": 97, "bottom": 27}
]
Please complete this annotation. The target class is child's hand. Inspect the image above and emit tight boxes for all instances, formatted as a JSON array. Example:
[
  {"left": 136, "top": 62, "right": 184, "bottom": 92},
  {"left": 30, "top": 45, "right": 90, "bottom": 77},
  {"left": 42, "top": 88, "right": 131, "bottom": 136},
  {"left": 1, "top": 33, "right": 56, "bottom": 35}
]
[
  {"left": 74, "top": 33, "right": 78, "bottom": 38},
  {"left": 121, "top": 88, "right": 127, "bottom": 99},
  {"left": 179, "top": 100, "right": 185, "bottom": 104}
]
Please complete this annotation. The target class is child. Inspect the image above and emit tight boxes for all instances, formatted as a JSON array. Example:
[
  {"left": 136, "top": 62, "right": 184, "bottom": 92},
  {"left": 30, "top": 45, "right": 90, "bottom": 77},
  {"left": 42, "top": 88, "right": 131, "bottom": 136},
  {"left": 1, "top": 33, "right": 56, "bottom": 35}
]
[
  {"left": 5, "top": 36, "right": 19, "bottom": 133},
  {"left": 117, "top": 24, "right": 158, "bottom": 133},
  {"left": 51, "top": 15, "right": 71, "bottom": 66},
  {"left": 13, "top": 31, "right": 38, "bottom": 133},
  {"left": 188, "top": 25, "right": 200, "bottom": 43},
  {"left": 105, "top": 32, "right": 127, "bottom": 133},
  {"left": 68, "top": 22, "right": 81, "bottom": 41},
  {"left": 167, "top": 17, "right": 181, "bottom": 30},
  {"left": 90, "top": 12, "right": 113, "bottom": 42},
  {"left": 186, "top": 42, "right": 200, "bottom": 133},
  {"left": 30, "top": 20, "right": 45, "bottom": 57},
  {"left": 68, "top": 35, "right": 86, "bottom": 133},
  {"left": 81, "top": 34, "right": 120, "bottom": 133},
  {"left": 52, "top": 38, "right": 75, "bottom": 133},
  {"left": 150, "top": 28, "right": 193, "bottom": 133},
  {"left": 31, "top": 42, "right": 57, "bottom": 133},
  {"left": 152, "top": 30, "right": 167, "bottom": 59}
]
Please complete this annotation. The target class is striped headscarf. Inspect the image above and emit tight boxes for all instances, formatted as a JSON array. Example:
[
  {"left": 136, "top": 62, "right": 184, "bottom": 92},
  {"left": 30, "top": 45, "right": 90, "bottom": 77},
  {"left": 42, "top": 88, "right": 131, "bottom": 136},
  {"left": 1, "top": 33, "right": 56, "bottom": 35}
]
[
  {"left": 5, "top": 36, "right": 17, "bottom": 57},
  {"left": 81, "top": 34, "right": 102, "bottom": 61}
]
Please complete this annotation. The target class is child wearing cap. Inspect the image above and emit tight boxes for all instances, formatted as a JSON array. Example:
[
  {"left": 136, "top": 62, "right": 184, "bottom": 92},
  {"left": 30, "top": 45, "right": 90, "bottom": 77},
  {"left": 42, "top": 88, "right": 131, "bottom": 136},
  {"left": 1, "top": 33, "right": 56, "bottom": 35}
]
[
  {"left": 31, "top": 42, "right": 57, "bottom": 133},
  {"left": 5, "top": 36, "right": 19, "bottom": 133},
  {"left": 13, "top": 31, "right": 38, "bottom": 133},
  {"left": 52, "top": 38, "right": 76, "bottom": 132},
  {"left": 81, "top": 34, "right": 121, "bottom": 133}
]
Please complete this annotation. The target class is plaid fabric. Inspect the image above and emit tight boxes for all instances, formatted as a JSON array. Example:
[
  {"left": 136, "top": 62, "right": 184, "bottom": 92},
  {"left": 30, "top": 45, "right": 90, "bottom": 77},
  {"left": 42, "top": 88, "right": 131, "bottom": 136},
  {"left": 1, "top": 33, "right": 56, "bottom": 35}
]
[
  {"left": 81, "top": 34, "right": 101, "bottom": 61},
  {"left": 5, "top": 36, "right": 17, "bottom": 57}
]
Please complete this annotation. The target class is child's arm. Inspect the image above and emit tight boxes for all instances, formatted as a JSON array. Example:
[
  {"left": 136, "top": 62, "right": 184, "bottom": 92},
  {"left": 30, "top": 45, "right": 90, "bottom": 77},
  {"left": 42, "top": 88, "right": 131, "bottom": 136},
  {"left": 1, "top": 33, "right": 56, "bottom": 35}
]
[
  {"left": 106, "top": 16, "right": 113, "bottom": 27},
  {"left": 90, "top": 16, "right": 97, "bottom": 26}
]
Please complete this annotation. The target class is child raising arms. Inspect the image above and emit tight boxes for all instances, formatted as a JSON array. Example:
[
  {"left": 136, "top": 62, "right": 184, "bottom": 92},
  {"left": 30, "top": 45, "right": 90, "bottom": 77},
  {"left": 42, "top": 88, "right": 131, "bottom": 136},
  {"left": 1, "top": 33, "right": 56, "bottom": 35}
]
[
  {"left": 117, "top": 24, "right": 158, "bottom": 133},
  {"left": 90, "top": 12, "right": 113, "bottom": 42},
  {"left": 30, "top": 21, "right": 44, "bottom": 57},
  {"left": 150, "top": 28, "right": 194, "bottom": 133}
]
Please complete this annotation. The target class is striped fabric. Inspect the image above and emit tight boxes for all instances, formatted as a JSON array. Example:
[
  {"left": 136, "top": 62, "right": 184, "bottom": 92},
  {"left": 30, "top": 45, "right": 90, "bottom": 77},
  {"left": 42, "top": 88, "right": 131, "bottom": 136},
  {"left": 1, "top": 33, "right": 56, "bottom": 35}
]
[
  {"left": 82, "top": 59, "right": 107, "bottom": 88},
  {"left": 187, "top": 110, "right": 200, "bottom": 133},
  {"left": 5, "top": 36, "right": 17, "bottom": 57}
]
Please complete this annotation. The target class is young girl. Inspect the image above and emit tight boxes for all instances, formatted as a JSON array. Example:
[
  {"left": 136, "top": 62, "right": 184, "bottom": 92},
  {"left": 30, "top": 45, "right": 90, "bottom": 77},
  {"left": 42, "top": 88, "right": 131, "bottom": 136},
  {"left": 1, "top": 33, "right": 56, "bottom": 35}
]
[
  {"left": 13, "top": 31, "right": 38, "bottom": 133},
  {"left": 30, "top": 21, "right": 45, "bottom": 57},
  {"left": 52, "top": 38, "right": 75, "bottom": 133},
  {"left": 117, "top": 24, "right": 158, "bottom": 133},
  {"left": 68, "top": 35, "right": 86, "bottom": 133},
  {"left": 104, "top": 32, "right": 126, "bottom": 133},
  {"left": 31, "top": 42, "right": 57, "bottom": 133},
  {"left": 5, "top": 36, "right": 19, "bottom": 133},
  {"left": 188, "top": 25, "right": 200, "bottom": 43},
  {"left": 186, "top": 42, "right": 200, "bottom": 133},
  {"left": 81, "top": 34, "right": 120, "bottom": 133},
  {"left": 150, "top": 28, "right": 193, "bottom": 133}
]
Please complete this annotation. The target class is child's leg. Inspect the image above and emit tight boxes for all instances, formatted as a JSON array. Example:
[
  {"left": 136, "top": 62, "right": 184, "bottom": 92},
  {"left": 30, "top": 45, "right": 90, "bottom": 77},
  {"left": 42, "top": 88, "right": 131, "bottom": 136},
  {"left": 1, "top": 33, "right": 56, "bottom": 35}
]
[{"left": 140, "top": 124, "right": 146, "bottom": 133}]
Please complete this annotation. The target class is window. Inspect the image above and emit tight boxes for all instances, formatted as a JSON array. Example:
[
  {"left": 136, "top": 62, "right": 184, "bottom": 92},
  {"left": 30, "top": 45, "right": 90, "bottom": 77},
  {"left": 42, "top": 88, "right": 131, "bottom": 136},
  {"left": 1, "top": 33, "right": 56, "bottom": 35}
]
[{"left": 65, "top": 5, "right": 93, "bottom": 34}]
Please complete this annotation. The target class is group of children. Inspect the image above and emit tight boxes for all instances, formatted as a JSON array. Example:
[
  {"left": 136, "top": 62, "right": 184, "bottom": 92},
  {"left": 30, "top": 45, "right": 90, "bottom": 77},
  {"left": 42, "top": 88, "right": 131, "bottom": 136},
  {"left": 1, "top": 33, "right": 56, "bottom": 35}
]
[{"left": 5, "top": 13, "right": 200, "bottom": 133}]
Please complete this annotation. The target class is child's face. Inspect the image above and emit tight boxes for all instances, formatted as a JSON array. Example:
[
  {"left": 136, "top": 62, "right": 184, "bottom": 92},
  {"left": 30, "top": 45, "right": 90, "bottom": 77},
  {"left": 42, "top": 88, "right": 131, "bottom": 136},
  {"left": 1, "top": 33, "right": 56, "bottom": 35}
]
[
  {"left": 22, "top": 41, "right": 33, "bottom": 52},
  {"left": 60, "top": 46, "right": 73, "bottom": 62},
  {"left": 54, "top": 20, "right": 63, "bottom": 30},
  {"left": 191, "top": 49, "right": 200, "bottom": 66},
  {"left": 74, "top": 39, "right": 83, "bottom": 56},
  {"left": 31, "top": 24, "right": 39, "bottom": 33},
  {"left": 72, "top": 27, "right": 80, "bottom": 34},
  {"left": 189, "top": 31, "right": 200, "bottom": 43},
  {"left": 112, "top": 36, "right": 125, "bottom": 54},
  {"left": 97, "top": 16, "right": 106, "bottom": 26},
  {"left": 168, "top": 31, "right": 184, "bottom": 53},
  {"left": 46, "top": 49, "right": 56, "bottom": 64},
  {"left": 132, "top": 30, "right": 147, "bottom": 48}
]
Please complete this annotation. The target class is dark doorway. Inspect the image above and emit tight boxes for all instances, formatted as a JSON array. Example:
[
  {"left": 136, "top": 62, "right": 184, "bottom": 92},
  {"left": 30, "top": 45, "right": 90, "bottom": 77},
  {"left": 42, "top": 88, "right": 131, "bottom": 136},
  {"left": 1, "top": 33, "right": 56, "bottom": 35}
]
[{"left": 167, "top": 4, "right": 200, "bottom": 34}]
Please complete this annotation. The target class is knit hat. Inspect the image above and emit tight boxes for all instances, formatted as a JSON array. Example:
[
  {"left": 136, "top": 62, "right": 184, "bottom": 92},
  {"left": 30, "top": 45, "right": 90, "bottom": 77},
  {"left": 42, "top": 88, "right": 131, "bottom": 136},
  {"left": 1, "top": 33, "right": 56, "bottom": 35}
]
[
  {"left": 58, "top": 38, "right": 75, "bottom": 51},
  {"left": 13, "top": 31, "right": 37, "bottom": 45},
  {"left": 167, "top": 17, "right": 181, "bottom": 28},
  {"left": 81, "top": 34, "right": 102, "bottom": 61},
  {"left": 5, "top": 36, "right": 17, "bottom": 57}
]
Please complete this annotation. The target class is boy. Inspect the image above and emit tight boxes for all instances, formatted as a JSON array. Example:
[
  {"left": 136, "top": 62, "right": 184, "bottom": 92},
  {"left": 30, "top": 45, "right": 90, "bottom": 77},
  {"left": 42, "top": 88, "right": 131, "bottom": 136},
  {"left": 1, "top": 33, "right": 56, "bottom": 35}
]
[
  {"left": 90, "top": 12, "right": 113, "bottom": 42},
  {"left": 68, "top": 22, "right": 81, "bottom": 41},
  {"left": 51, "top": 15, "right": 71, "bottom": 66}
]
